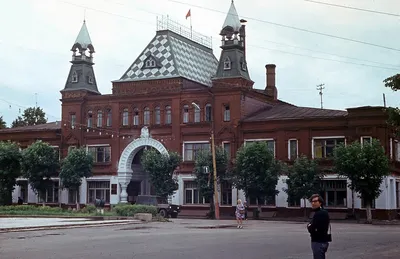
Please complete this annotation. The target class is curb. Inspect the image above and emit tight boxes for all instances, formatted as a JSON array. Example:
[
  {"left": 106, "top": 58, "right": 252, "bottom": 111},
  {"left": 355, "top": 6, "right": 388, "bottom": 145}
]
[
  {"left": 0, "top": 215, "right": 136, "bottom": 220},
  {"left": 0, "top": 220, "right": 141, "bottom": 233}
]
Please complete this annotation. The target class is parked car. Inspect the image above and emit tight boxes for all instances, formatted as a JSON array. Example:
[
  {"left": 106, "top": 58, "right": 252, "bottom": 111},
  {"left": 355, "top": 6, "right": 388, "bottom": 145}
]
[{"left": 135, "top": 195, "right": 180, "bottom": 218}]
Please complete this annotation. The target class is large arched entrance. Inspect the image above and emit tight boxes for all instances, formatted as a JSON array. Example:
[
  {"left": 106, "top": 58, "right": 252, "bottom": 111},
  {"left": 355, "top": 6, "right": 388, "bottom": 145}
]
[{"left": 117, "top": 127, "right": 168, "bottom": 203}]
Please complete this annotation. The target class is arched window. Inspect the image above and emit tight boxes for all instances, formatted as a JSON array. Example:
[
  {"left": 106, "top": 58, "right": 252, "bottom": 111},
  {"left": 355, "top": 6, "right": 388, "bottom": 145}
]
[
  {"left": 122, "top": 109, "right": 129, "bottom": 126},
  {"left": 154, "top": 106, "right": 161, "bottom": 125},
  {"left": 223, "top": 57, "right": 231, "bottom": 70},
  {"left": 106, "top": 109, "right": 112, "bottom": 127},
  {"left": 183, "top": 105, "right": 189, "bottom": 123},
  {"left": 143, "top": 107, "right": 150, "bottom": 125},
  {"left": 145, "top": 58, "right": 156, "bottom": 68},
  {"left": 133, "top": 108, "right": 139, "bottom": 126},
  {"left": 194, "top": 104, "right": 200, "bottom": 123},
  {"left": 87, "top": 110, "right": 93, "bottom": 127},
  {"left": 224, "top": 105, "right": 230, "bottom": 122},
  {"left": 165, "top": 106, "right": 172, "bottom": 124},
  {"left": 72, "top": 71, "right": 78, "bottom": 83},
  {"left": 205, "top": 104, "right": 212, "bottom": 122},
  {"left": 96, "top": 110, "right": 103, "bottom": 127}
]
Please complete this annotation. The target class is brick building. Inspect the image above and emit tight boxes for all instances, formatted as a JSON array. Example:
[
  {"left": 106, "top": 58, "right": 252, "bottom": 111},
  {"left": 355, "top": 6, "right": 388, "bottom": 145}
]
[{"left": 1, "top": 2, "right": 399, "bottom": 219}]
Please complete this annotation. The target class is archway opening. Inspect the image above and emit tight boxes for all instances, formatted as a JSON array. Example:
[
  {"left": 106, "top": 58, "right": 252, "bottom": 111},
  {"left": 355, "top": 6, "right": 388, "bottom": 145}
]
[{"left": 126, "top": 146, "right": 157, "bottom": 203}]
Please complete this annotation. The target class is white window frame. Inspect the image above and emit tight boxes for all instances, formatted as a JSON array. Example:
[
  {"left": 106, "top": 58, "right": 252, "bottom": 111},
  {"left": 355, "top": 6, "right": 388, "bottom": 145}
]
[
  {"left": 72, "top": 71, "right": 78, "bottom": 83},
  {"left": 244, "top": 138, "right": 276, "bottom": 157},
  {"left": 395, "top": 140, "right": 400, "bottom": 162},
  {"left": 222, "top": 141, "right": 231, "bottom": 159},
  {"left": 182, "top": 141, "right": 210, "bottom": 162},
  {"left": 311, "top": 136, "right": 346, "bottom": 159},
  {"left": 390, "top": 138, "right": 393, "bottom": 159},
  {"left": 288, "top": 138, "right": 298, "bottom": 160},
  {"left": 183, "top": 180, "right": 209, "bottom": 205},
  {"left": 86, "top": 144, "right": 111, "bottom": 163},
  {"left": 50, "top": 145, "right": 60, "bottom": 161},
  {"left": 360, "top": 136, "right": 372, "bottom": 146},
  {"left": 223, "top": 57, "right": 231, "bottom": 70},
  {"left": 194, "top": 105, "right": 201, "bottom": 123}
]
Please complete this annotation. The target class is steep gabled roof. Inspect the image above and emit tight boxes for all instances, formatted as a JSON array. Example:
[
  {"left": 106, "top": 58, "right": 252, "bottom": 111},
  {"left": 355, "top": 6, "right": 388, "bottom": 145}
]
[
  {"left": 116, "top": 30, "right": 218, "bottom": 87},
  {"left": 242, "top": 102, "right": 348, "bottom": 122}
]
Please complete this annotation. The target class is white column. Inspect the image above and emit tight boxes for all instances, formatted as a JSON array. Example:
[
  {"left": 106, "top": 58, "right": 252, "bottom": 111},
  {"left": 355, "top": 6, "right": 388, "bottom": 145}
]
[
  {"left": 118, "top": 170, "right": 132, "bottom": 204},
  {"left": 120, "top": 182, "right": 129, "bottom": 203}
]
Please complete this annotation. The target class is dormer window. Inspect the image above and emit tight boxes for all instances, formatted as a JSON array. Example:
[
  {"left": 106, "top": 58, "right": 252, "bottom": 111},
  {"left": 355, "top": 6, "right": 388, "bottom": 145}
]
[
  {"left": 240, "top": 58, "right": 247, "bottom": 71},
  {"left": 223, "top": 57, "right": 231, "bottom": 70},
  {"left": 72, "top": 71, "right": 78, "bottom": 83},
  {"left": 88, "top": 75, "right": 94, "bottom": 84},
  {"left": 145, "top": 59, "right": 156, "bottom": 68}
]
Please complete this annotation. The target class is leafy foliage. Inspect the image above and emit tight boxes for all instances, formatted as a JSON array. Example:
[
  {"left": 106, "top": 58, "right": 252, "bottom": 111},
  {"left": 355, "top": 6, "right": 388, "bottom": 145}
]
[
  {"left": 383, "top": 74, "right": 400, "bottom": 136},
  {"left": 60, "top": 147, "right": 93, "bottom": 193},
  {"left": 193, "top": 146, "right": 229, "bottom": 203},
  {"left": 333, "top": 139, "right": 390, "bottom": 223},
  {"left": 284, "top": 155, "right": 324, "bottom": 209},
  {"left": 113, "top": 204, "right": 158, "bottom": 216},
  {"left": 232, "top": 141, "right": 282, "bottom": 208},
  {"left": 0, "top": 116, "right": 7, "bottom": 129},
  {"left": 141, "top": 148, "right": 181, "bottom": 198},
  {"left": 11, "top": 107, "right": 47, "bottom": 128},
  {"left": 0, "top": 141, "right": 22, "bottom": 205},
  {"left": 383, "top": 74, "right": 400, "bottom": 91},
  {"left": 21, "top": 141, "right": 59, "bottom": 199}
]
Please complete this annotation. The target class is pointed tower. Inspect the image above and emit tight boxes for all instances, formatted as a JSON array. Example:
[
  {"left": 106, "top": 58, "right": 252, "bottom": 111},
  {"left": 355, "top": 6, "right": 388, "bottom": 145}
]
[
  {"left": 212, "top": 1, "right": 254, "bottom": 88},
  {"left": 61, "top": 21, "right": 100, "bottom": 96}
]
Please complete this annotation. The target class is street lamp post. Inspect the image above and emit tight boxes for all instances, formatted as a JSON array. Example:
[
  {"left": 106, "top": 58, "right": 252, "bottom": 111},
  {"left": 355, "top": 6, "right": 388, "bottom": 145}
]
[{"left": 193, "top": 102, "right": 220, "bottom": 219}]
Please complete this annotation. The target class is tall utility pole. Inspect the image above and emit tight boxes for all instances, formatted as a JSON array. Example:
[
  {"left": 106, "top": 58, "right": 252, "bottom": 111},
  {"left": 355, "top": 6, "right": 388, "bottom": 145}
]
[{"left": 316, "top": 84, "right": 325, "bottom": 109}]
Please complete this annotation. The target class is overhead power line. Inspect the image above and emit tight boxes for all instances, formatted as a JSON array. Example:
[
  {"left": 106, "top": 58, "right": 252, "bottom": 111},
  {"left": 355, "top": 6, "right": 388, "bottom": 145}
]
[
  {"left": 167, "top": 0, "right": 400, "bottom": 52},
  {"left": 304, "top": 0, "right": 400, "bottom": 17}
]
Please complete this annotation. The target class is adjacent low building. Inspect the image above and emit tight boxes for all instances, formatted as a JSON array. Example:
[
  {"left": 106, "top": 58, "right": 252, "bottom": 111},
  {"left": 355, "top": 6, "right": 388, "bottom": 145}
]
[{"left": 1, "top": 2, "right": 399, "bottom": 219}]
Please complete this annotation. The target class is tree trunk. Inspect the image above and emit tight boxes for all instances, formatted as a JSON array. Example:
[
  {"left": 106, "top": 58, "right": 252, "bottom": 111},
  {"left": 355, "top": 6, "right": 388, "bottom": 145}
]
[
  {"left": 303, "top": 198, "right": 308, "bottom": 219},
  {"left": 366, "top": 202, "right": 373, "bottom": 224},
  {"left": 255, "top": 197, "right": 261, "bottom": 219}
]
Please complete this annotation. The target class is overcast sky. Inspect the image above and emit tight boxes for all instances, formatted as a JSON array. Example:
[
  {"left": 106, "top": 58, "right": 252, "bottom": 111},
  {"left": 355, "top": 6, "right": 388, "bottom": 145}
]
[{"left": 0, "top": 0, "right": 399, "bottom": 126}]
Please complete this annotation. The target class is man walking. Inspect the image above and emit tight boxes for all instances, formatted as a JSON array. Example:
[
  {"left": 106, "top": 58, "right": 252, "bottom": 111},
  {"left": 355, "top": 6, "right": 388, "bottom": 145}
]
[{"left": 307, "top": 194, "right": 330, "bottom": 259}]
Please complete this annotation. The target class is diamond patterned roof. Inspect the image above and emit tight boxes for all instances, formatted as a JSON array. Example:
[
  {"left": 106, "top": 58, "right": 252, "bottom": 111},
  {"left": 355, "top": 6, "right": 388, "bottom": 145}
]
[{"left": 117, "top": 30, "right": 218, "bottom": 86}]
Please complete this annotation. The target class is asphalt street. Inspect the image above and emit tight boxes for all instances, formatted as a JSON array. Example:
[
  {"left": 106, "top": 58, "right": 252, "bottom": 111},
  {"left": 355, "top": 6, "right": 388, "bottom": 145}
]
[{"left": 0, "top": 219, "right": 399, "bottom": 259}]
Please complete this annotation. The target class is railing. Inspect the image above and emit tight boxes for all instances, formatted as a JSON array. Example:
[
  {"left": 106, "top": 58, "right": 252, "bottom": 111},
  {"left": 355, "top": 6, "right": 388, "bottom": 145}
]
[{"left": 156, "top": 15, "right": 213, "bottom": 49}]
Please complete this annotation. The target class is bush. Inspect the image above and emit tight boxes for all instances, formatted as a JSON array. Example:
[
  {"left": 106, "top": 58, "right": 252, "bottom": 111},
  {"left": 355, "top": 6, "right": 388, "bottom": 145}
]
[
  {"left": 114, "top": 204, "right": 157, "bottom": 216},
  {"left": 80, "top": 204, "right": 96, "bottom": 214},
  {"left": 0, "top": 205, "right": 64, "bottom": 215}
]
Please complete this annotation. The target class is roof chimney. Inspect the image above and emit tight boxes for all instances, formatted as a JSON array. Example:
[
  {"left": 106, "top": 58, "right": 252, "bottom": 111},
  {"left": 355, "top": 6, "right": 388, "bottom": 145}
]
[{"left": 265, "top": 64, "right": 277, "bottom": 100}]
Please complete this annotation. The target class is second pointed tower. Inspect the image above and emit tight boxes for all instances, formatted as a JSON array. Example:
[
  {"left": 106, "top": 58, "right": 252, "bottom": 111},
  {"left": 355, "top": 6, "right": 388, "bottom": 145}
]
[{"left": 212, "top": 1, "right": 254, "bottom": 88}]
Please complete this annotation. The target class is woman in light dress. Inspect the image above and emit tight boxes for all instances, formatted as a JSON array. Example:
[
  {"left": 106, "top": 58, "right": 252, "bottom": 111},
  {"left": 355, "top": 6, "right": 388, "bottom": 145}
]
[{"left": 235, "top": 199, "right": 245, "bottom": 228}]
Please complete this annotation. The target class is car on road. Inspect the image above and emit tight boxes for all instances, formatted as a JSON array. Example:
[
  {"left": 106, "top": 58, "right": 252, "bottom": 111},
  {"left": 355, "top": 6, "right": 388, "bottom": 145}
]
[{"left": 135, "top": 195, "right": 180, "bottom": 218}]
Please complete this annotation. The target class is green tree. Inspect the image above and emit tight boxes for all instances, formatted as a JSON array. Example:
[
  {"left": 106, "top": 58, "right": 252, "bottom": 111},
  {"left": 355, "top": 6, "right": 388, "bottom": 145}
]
[
  {"left": 284, "top": 155, "right": 324, "bottom": 218},
  {"left": 193, "top": 146, "right": 229, "bottom": 219},
  {"left": 11, "top": 107, "right": 47, "bottom": 128},
  {"left": 0, "top": 141, "right": 22, "bottom": 205},
  {"left": 0, "top": 116, "right": 7, "bottom": 129},
  {"left": 233, "top": 141, "right": 282, "bottom": 218},
  {"left": 60, "top": 147, "right": 93, "bottom": 209},
  {"left": 383, "top": 75, "right": 400, "bottom": 136},
  {"left": 141, "top": 148, "right": 181, "bottom": 198},
  {"left": 21, "top": 140, "right": 59, "bottom": 204},
  {"left": 333, "top": 139, "right": 390, "bottom": 223}
]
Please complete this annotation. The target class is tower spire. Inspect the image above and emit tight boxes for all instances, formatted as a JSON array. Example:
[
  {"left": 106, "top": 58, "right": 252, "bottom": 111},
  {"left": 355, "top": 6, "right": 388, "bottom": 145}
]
[{"left": 61, "top": 20, "right": 100, "bottom": 95}]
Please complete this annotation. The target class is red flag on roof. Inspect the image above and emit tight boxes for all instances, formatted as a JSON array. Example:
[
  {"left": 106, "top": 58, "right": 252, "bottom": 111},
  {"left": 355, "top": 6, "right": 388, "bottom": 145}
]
[{"left": 186, "top": 9, "right": 191, "bottom": 19}]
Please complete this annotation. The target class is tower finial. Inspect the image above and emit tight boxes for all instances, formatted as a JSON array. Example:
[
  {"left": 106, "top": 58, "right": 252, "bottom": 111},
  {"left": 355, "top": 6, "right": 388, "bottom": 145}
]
[{"left": 84, "top": 9, "right": 86, "bottom": 22}]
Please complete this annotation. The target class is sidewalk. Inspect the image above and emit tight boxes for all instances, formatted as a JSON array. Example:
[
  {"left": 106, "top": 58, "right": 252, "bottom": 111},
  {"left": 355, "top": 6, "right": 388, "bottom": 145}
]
[{"left": 0, "top": 217, "right": 140, "bottom": 233}]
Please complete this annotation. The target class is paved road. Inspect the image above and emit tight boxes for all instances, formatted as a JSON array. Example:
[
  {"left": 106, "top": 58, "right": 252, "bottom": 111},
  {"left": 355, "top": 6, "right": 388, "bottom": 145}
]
[{"left": 0, "top": 219, "right": 399, "bottom": 259}]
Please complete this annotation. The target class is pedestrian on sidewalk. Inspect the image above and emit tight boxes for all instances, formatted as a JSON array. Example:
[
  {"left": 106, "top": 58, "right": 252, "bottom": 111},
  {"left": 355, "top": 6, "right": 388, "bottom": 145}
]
[
  {"left": 243, "top": 200, "right": 248, "bottom": 220},
  {"left": 307, "top": 194, "right": 331, "bottom": 259},
  {"left": 235, "top": 199, "right": 245, "bottom": 228}
]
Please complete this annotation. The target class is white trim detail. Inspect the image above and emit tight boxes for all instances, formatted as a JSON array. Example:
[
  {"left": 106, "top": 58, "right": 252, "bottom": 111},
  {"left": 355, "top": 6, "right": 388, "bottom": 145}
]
[
  {"left": 311, "top": 136, "right": 345, "bottom": 159},
  {"left": 117, "top": 128, "right": 168, "bottom": 203},
  {"left": 360, "top": 136, "right": 372, "bottom": 145},
  {"left": 287, "top": 138, "right": 298, "bottom": 160}
]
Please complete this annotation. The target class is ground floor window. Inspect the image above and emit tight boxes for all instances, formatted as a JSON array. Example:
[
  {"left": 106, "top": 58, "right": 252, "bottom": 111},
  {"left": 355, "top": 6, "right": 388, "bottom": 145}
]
[
  {"left": 39, "top": 181, "right": 59, "bottom": 203},
  {"left": 249, "top": 195, "right": 276, "bottom": 206},
  {"left": 184, "top": 181, "right": 209, "bottom": 204},
  {"left": 397, "top": 181, "right": 400, "bottom": 209},
  {"left": 68, "top": 189, "right": 80, "bottom": 204},
  {"left": 221, "top": 182, "right": 232, "bottom": 205},
  {"left": 87, "top": 181, "right": 110, "bottom": 204},
  {"left": 320, "top": 180, "right": 347, "bottom": 207},
  {"left": 361, "top": 197, "right": 376, "bottom": 209},
  {"left": 17, "top": 180, "right": 28, "bottom": 203}
]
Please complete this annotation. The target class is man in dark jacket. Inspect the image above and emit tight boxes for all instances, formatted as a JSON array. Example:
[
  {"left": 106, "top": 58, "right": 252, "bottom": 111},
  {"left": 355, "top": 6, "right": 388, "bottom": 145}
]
[{"left": 307, "top": 194, "right": 330, "bottom": 259}]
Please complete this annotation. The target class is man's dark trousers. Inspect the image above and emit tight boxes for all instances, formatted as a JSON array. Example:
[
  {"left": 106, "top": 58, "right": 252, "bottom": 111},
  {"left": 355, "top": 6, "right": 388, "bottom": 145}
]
[{"left": 311, "top": 242, "right": 329, "bottom": 259}]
